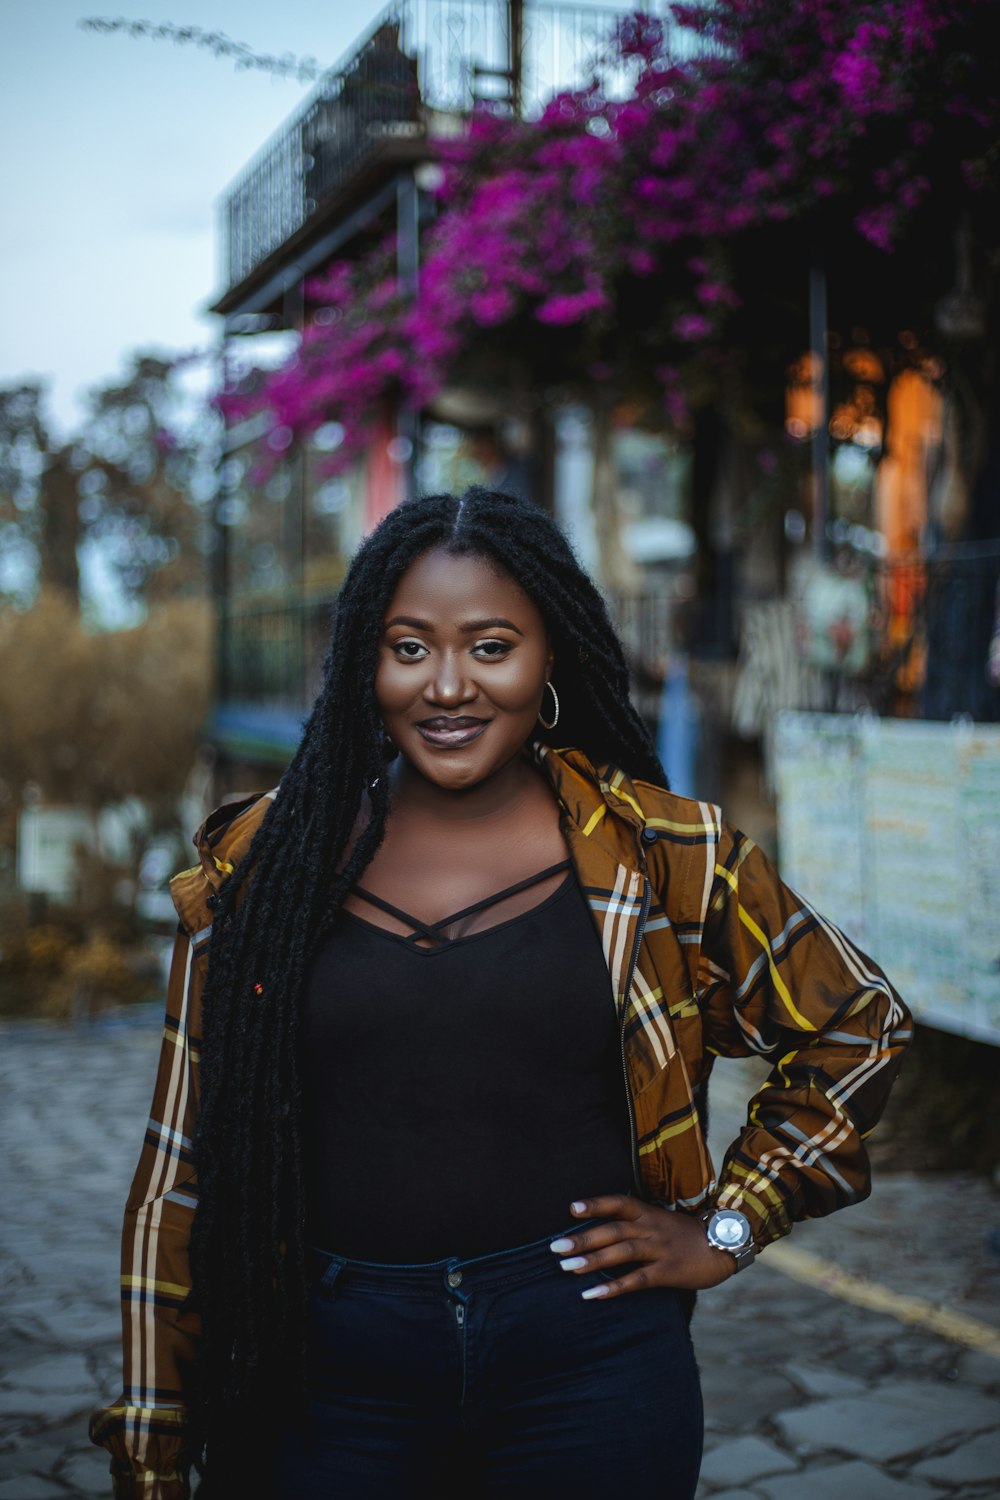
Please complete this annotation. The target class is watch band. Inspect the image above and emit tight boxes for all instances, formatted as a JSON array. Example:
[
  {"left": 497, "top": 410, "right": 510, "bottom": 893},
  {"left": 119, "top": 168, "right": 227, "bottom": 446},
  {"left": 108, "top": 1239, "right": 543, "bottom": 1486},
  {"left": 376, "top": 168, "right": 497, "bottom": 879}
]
[{"left": 726, "top": 1238, "right": 757, "bottom": 1273}]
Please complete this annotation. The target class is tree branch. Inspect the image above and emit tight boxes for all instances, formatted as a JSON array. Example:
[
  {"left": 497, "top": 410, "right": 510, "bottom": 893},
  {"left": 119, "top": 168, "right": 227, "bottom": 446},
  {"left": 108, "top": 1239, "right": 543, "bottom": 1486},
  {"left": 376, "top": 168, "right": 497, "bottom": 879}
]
[{"left": 78, "top": 17, "right": 325, "bottom": 83}]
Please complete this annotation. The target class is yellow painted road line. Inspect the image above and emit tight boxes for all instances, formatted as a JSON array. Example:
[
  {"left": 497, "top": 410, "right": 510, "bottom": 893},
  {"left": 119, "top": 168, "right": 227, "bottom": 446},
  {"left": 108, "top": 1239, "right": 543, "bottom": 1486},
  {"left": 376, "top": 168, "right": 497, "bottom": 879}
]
[{"left": 765, "top": 1242, "right": 1000, "bottom": 1361}]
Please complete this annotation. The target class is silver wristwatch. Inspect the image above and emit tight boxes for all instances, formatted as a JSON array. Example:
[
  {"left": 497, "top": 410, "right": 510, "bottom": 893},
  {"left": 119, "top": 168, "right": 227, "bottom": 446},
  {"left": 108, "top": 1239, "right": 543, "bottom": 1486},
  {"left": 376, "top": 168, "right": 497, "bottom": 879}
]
[{"left": 705, "top": 1208, "right": 757, "bottom": 1273}]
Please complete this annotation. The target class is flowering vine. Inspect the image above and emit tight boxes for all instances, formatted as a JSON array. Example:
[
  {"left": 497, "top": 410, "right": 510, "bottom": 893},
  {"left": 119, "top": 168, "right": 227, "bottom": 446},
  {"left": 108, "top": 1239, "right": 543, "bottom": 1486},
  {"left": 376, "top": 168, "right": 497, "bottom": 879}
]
[{"left": 219, "top": 0, "right": 999, "bottom": 465}]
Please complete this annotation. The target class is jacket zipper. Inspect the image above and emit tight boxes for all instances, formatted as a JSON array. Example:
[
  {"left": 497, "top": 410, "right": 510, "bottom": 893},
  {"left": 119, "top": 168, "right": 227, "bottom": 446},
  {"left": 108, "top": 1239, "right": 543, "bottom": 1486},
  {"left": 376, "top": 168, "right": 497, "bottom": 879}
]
[{"left": 619, "top": 870, "right": 650, "bottom": 1192}]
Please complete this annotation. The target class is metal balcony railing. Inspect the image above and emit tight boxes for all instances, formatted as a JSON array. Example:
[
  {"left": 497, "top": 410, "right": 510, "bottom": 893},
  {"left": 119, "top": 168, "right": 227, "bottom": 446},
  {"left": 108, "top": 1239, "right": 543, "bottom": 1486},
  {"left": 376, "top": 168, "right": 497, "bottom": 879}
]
[{"left": 218, "top": 0, "right": 684, "bottom": 294}]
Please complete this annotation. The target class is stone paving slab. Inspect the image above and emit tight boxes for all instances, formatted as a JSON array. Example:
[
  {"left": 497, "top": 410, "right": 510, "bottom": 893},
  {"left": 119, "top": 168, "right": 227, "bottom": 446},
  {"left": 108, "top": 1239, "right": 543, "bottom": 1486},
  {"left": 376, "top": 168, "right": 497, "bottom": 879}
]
[
  {"left": 756, "top": 1459, "right": 940, "bottom": 1500},
  {"left": 10, "top": 1356, "right": 95, "bottom": 1397},
  {"left": 0, "top": 1387, "right": 96, "bottom": 1424},
  {"left": 774, "top": 1381, "right": 1000, "bottom": 1463},
  {"left": 699, "top": 1361, "right": 800, "bottom": 1433},
  {"left": 58, "top": 1447, "right": 113, "bottom": 1495},
  {"left": 0, "top": 1477, "right": 68, "bottom": 1500},
  {"left": 782, "top": 1360, "right": 867, "bottom": 1398},
  {"left": 1, "top": 1015, "right": 999, "bottom": 1500},
  {"left": 694, "top": 1057, "right": 1000, "bottom": 1497},
  {"left": 1, "top": 1013, "right": 160, "bottom": 1497},
  {"left": 913, "top": 1431, "right": 1000, "bottom": 1485},
  {"left": 699, "top": 1435, "right": 797, "bottom": 1488}
]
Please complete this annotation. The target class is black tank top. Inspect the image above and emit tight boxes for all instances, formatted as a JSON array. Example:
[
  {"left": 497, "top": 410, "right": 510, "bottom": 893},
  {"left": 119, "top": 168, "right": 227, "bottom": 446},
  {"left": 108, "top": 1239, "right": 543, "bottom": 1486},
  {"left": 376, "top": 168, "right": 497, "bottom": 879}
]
[{"left": 300, "top": 863, "right": 634, "bottom": 1261}]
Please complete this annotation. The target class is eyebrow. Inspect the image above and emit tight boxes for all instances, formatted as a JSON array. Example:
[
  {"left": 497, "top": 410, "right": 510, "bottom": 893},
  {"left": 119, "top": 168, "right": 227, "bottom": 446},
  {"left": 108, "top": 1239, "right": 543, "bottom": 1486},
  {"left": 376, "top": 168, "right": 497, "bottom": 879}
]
[{"left": 383, "top": 615, "right": 524, "bottom": 636}]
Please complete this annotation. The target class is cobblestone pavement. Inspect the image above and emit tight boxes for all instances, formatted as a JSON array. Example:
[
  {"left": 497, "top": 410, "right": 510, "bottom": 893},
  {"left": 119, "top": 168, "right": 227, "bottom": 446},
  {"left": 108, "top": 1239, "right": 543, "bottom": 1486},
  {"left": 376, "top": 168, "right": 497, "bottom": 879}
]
[{"left": 2, "top": 1010, "right": 999, "bottom": 1500}]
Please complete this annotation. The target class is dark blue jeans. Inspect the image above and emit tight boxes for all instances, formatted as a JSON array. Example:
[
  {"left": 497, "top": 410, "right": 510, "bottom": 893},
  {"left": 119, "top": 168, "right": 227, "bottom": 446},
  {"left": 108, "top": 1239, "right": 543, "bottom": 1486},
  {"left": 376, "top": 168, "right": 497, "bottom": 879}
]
[{"left": 272, "top": 1227, "right": 703, "bottom": 1498}]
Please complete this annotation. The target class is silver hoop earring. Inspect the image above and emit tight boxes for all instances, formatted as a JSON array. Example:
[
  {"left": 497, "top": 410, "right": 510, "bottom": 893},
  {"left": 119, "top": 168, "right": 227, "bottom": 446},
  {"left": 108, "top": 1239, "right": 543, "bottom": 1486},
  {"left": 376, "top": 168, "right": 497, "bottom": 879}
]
[{"left": 537, "top": 680, "right": 560, "bottom": 730}]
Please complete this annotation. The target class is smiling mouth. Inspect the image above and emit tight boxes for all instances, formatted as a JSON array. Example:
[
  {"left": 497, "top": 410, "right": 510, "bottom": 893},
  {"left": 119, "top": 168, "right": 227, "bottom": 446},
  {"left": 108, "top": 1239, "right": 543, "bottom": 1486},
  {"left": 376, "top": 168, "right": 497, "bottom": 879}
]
[{"left": 416, "top": 716, "right": 490, "bottom": 748}]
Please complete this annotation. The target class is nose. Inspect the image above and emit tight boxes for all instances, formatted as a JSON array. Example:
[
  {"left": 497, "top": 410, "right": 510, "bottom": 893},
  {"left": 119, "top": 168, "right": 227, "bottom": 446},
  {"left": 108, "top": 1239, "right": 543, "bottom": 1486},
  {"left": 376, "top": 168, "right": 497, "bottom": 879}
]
[{"left": 424, "top": 650, "right": 477, "bottom": 708}]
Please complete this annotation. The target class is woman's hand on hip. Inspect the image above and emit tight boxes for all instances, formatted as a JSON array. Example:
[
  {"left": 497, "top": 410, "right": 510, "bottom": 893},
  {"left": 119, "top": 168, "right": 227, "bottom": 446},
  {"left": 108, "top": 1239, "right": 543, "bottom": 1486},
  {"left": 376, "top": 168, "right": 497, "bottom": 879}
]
[{"left": 549, "top": 1194, "right": 738, "bottom": 1297}]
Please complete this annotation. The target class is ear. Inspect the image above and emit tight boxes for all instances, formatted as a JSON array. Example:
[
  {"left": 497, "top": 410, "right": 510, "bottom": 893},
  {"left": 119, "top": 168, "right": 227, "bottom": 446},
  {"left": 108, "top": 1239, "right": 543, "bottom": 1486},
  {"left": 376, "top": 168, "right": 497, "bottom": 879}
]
[{"left": 544, "top": 644, "right": 555, "bottom": 680}]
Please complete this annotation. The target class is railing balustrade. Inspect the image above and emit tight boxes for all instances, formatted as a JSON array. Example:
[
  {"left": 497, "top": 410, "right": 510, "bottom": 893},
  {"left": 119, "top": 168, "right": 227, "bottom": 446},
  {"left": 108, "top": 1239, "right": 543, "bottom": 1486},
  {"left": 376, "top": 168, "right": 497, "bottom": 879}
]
[{"left": 218, "top": 0, "right": 686, "bottom": 294}]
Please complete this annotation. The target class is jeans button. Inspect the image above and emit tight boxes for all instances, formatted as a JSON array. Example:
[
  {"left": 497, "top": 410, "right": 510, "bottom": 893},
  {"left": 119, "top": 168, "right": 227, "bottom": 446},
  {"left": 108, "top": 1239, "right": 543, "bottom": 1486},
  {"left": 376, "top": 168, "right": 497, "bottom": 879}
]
[{"left": 447, "top": 1270, "right": 463, "bottom": 1288}]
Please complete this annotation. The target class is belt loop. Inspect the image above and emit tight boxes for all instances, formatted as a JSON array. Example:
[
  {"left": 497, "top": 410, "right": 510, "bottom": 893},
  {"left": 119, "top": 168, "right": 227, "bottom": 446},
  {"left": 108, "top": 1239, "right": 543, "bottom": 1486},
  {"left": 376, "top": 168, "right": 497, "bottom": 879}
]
[{"left": 315, "top": 1255, "right": 345, "bottom": 1300}]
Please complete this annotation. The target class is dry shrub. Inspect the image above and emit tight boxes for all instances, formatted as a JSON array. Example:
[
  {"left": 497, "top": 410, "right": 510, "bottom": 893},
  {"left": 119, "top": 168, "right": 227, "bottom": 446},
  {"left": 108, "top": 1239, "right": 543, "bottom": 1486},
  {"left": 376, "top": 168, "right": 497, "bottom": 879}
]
[
  {"left": 39, "top": 933, "right": 147, "bottom": 1020},
  {"left": 0, "top": 589, "right": 214, "bottom": 810},
  {"left": 23, "top": 924, "right": 76, "bottom": 975},
  {"left": 0, "top": 905, "right": 80, "bottom": 1015},
  {"left": 0, "top": 591, "right": 213, "bottom": 1013},
  {"left": 0, "top": 896, "right": 152, "bottom": 1019}
]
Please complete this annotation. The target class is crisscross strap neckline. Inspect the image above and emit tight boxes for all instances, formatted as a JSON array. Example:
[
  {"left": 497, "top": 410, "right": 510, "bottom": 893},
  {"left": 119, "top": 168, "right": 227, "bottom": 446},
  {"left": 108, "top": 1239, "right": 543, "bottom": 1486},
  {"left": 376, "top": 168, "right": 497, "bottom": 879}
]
[{"left": 350, "top": 859, "right": 572, "bottom": 948}]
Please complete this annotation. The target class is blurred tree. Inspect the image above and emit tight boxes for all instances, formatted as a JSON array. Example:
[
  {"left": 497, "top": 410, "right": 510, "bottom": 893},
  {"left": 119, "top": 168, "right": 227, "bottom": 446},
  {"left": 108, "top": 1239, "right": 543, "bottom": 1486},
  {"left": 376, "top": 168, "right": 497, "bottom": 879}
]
[
  {"left": 77, "top": 353, "right": 218, "bottom": 612},
  {"left": 0, "top": 383, "right": 70, "bottom": 603},
  {"left": 0, "top": 352, "right": 216, "bottom": 619},
  {"left": 0, "top": 353, "right": 217, "bottom": 929},
  {"left": 79, "top": 16, "right": 323, "bottom": 83}
]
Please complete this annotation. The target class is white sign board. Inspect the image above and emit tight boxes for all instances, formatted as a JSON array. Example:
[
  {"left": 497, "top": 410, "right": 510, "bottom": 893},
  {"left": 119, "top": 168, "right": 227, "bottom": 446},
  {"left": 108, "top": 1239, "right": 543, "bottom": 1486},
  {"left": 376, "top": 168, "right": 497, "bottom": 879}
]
[
  {"left": 775, "top": 713, "right": 1000, "bottom": 1046},
  {"left": 17, "top": 806, "right": 93, "bottom": 901}
]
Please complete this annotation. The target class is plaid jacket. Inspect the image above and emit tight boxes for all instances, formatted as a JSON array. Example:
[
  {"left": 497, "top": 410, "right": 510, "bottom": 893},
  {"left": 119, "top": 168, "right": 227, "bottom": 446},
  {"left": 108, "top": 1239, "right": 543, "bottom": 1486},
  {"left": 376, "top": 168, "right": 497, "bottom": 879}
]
[{"left": 90, "top": 745, "right": 911, "bottom": 1498}]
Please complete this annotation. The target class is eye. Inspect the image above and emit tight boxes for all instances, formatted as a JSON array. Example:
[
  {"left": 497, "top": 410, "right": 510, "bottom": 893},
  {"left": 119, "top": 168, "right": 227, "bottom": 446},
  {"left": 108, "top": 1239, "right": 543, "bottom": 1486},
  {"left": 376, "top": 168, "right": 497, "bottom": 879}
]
[
  {"left": 391, "top": 638, "right": 428, "bottom": 661},
  {"left": 472, "top": 638, "right": 513, "bottom": 659}
]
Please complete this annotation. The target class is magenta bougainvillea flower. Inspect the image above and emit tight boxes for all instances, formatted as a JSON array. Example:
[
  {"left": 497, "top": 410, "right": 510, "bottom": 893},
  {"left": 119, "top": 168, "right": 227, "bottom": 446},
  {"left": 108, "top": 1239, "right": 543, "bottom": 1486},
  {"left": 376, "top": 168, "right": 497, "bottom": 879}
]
[{"left": 219, "top": 0, "right": 999, "bottom": 462}]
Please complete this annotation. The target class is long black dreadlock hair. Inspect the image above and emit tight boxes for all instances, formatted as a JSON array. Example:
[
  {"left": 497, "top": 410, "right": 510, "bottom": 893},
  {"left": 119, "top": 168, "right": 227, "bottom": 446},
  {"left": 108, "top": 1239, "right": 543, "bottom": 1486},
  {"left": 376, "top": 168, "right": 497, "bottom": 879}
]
[{"left": 187, "top": 488, "right": 664, "bottom": 1485}]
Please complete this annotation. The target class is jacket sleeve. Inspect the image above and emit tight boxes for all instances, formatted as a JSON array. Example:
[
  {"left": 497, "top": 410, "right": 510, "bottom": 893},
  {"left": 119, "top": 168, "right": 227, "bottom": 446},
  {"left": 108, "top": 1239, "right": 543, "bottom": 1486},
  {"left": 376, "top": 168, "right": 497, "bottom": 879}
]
[
  {"left": 701, "top": 823, "right": 912, "bottom": 1249},
  {"left": 89, "top": 926, "right": 204, "bottom": 1499}
]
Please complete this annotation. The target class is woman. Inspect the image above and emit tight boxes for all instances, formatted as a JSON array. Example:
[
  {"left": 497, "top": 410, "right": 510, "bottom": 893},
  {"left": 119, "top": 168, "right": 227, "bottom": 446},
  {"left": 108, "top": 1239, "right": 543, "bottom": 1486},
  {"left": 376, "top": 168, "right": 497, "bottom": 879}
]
[{"left": 92, "top": 489, "right": 911, "bottom": 1499}]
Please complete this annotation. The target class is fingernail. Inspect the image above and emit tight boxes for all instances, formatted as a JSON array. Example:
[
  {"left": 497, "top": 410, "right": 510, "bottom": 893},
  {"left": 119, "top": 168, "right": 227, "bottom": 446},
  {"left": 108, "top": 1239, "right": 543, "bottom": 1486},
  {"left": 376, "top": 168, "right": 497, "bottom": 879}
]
[
  {"left": 581, "top": 1284, "right": 609, "bottom": 1300},
  {"left": 559, "top": 1256, "right": 588, "bottom": 1271},
  {"left": 549, "top": 1237, "right": 575, "bottom": 1253},
  {"left": 570, "top": 1201, "right": 587, "bottom": 1214}
]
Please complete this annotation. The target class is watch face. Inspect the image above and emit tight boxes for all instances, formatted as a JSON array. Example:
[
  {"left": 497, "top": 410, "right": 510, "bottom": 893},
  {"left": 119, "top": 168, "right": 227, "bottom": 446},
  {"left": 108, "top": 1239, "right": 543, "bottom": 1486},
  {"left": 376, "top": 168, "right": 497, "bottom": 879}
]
[{"left": 707, "top": 1210, "right": 751, "bottom": 1250}]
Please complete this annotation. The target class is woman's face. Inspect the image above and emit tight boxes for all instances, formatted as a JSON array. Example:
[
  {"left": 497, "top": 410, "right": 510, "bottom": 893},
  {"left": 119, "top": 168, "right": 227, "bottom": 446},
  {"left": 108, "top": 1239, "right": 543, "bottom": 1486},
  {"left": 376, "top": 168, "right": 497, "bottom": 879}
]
[{"left": 375, "top": 546, "right": 554, "bottom": 792}]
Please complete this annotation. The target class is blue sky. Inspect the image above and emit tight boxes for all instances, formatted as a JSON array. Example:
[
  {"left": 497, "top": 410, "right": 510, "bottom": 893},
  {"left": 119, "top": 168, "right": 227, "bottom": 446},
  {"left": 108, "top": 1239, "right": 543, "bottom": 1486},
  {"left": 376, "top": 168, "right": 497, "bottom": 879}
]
[
  {"left": 0, "top": 0, "right": 390, "bottom": 437},
  {"left": 1, "top": 0, "right": 629, "bottom": 440}
]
